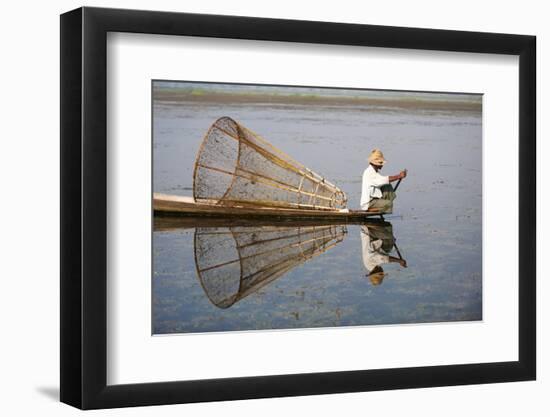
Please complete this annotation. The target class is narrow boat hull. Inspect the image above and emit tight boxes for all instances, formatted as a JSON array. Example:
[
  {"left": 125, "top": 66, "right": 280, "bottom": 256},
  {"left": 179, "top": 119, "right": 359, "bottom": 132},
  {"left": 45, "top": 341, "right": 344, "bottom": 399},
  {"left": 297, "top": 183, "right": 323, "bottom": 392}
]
[{"left": 153, "top": 193, "right": 384, "bottom": 220}]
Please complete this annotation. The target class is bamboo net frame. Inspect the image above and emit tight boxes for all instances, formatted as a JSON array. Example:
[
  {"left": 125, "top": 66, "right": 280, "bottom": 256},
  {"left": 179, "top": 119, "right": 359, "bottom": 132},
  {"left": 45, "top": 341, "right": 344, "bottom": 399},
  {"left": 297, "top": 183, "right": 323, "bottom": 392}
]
[
  {"left": 193, "top": 117, "right": 347, "bottom": 210},
  {"left": 194, "top": 224, "right": 346, "bottom": 309}
]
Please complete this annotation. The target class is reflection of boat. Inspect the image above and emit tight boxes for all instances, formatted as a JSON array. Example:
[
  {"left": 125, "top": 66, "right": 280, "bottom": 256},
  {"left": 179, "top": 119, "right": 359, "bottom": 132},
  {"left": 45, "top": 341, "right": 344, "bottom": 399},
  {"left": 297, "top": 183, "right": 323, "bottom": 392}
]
[
  {"left": 154, "top": 117, "right": 383, "bottom": 219},
  {"left": 154, "top": 215, "right": 389, "bottom": 232},
  {"left": 194, "top": 224, "right": 346, "bottom": 308}
]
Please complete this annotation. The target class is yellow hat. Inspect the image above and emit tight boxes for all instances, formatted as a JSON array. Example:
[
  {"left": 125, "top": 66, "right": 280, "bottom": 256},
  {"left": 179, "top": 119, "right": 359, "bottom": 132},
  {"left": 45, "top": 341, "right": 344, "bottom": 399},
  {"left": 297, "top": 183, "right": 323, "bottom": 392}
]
[
  {"left": 368, "top": 266, "right": 386, "bottom": 286},
  {"left": 368, "top": 271, "right": 386, "bottom": 286},
  {"left": 368, "top": 149, "right": 387, "bottom": 166}
]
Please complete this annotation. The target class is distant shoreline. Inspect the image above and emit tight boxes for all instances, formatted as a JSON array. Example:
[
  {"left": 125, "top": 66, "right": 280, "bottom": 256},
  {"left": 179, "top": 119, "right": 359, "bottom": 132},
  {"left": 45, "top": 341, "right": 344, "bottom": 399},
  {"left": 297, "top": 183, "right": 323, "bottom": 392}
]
[{"left": 153, "top": 89, "right": 482, "bottom": 112}]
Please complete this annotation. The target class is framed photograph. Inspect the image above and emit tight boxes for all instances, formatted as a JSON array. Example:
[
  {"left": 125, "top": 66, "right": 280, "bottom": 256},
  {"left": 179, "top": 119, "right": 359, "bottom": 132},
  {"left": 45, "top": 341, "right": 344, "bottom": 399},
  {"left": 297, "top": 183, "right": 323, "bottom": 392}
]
[{"left": 60, "top": 6, "right": 536, "bottom": 409}]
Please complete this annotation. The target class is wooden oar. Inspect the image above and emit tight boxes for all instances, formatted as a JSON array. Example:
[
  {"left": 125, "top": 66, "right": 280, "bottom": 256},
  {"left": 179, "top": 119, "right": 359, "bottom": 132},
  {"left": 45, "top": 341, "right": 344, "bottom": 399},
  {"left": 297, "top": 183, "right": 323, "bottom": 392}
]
[{"left": 393, "top": 241, "right": 404, "bottom": 260}]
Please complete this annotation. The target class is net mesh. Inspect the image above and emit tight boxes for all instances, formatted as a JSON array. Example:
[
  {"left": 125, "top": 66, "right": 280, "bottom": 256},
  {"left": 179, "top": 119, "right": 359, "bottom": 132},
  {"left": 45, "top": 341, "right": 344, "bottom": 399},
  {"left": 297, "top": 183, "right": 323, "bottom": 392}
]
[
  {"left": 193, "top": 117, "right": 347, "bottom": 210},
  {"left": 194, "top": 224, "right": 347, "bottom": 308}
]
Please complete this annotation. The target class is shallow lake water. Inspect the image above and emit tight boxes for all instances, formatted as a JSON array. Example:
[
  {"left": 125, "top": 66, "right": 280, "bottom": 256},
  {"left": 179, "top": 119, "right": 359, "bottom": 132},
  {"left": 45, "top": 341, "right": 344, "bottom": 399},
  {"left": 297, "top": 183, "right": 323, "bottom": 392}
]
[{"left": 152, "top": 86, "right": 482, "bottom": 334}]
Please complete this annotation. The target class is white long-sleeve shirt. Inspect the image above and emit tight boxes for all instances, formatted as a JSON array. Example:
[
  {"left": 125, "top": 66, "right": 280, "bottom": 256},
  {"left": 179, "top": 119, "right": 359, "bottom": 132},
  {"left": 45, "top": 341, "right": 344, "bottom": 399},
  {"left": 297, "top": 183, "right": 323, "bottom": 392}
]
[{"left": 360, "top": 165, "right": 390, "bottom": 209}]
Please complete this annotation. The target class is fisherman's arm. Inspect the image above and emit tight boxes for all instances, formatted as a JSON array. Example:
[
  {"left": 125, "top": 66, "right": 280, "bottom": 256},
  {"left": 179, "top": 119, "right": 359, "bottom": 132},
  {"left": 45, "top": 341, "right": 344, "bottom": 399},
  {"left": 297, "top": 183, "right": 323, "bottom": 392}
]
[
  {"left": 388, "top": 170, "right": 407, "bottom": 183},
  {"left": 389, "top": 255, "right": 407, "bottom": 267}
]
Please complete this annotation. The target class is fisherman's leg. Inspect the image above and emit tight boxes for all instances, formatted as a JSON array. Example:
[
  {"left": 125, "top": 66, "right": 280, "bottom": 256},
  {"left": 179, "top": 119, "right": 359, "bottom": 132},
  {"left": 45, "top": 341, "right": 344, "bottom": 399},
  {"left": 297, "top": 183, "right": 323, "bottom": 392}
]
[
  {"left": 380, "top": 184, "right": 397, "bottom": 202},
  {"left": 368, "top": 198, "right": 393, "bottom": 213},
  {"left": 368, "top": 223, "right": 395, "bottom": 252}
]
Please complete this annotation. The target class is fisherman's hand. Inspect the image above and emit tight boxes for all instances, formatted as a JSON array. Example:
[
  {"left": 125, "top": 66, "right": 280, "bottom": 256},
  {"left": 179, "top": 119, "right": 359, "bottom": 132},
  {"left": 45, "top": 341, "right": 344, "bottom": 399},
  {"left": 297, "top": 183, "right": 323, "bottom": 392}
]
[
  {"left": 399, "top": 259, "right": 407, "bottom": 268},
  {"left": 400, "top": 170, "right": 407, "bottom": 179}
]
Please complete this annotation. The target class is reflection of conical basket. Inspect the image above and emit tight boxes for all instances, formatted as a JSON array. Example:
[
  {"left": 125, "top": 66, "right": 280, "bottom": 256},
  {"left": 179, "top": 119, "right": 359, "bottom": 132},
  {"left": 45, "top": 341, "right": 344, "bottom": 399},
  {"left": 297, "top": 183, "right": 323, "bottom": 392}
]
[
  {"left": 193, "top": 117, "right": 347, "bottom": 210},
  {"left": 194, "top": 224, "right": 346, "bottom": 309}
]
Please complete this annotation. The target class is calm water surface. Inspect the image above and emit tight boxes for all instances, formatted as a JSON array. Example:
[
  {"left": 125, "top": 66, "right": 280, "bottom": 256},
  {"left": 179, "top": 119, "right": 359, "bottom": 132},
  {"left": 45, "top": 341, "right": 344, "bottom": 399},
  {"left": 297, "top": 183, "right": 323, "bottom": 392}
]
[{"left": 153, "top": 87, "right": 482, "bottom": 334}]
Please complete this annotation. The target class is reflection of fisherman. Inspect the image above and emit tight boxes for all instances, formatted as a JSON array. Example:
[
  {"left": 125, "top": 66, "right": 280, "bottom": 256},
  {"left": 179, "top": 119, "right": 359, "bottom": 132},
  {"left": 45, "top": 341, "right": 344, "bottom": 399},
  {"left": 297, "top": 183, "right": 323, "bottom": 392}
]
[
  {"left": 360, "top": 149, "right": 407, "bottom": 213},
  {"left": 360, "top": 224, "right": 406, "bottom": 286}
]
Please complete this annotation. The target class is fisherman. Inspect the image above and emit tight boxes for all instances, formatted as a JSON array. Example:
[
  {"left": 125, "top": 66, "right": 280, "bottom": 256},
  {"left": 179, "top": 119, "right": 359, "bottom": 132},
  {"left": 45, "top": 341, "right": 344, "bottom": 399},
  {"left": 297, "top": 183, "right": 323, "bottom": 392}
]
[
  {"left": 360, "top": 224, "right": 406, "bottom": 286},
  {"left": 360, "top": 149, "right": 407, "bottom": 213}
]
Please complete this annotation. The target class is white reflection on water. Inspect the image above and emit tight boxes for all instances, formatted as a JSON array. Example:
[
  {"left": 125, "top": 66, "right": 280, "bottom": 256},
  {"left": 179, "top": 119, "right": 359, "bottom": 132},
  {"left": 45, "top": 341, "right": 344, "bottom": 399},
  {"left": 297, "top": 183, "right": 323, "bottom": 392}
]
[{"left": 153, "top": 216, "right": 481, "bottom": 334}]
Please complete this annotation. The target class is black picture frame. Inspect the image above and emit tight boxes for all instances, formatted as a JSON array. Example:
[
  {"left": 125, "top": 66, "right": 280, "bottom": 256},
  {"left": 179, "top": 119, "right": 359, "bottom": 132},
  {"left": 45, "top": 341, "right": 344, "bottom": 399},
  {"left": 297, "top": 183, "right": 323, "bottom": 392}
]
[{"left": 60, "top": 6, "right": 536, "bottom": 410}]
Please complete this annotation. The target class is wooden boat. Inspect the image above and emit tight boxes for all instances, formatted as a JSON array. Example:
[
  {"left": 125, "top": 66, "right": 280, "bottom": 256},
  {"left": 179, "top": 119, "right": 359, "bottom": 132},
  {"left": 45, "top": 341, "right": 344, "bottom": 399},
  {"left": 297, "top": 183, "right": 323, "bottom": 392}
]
[
  {"left": 154, "top": 117, "right": 391, "bottom": 220},
  {"left": 154, "top": 213, "right": 391, "bottom": 232},
  {"left": 154, "top": 193, "right": 385, "bottom": 220}
]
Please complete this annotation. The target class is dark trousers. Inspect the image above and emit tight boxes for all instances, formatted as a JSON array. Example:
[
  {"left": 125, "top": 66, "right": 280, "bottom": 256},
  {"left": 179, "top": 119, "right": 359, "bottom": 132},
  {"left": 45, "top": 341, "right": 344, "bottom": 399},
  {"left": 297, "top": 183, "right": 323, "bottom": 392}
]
[{"left": 368, "top": 184, "right": 396, "bottom": 213}]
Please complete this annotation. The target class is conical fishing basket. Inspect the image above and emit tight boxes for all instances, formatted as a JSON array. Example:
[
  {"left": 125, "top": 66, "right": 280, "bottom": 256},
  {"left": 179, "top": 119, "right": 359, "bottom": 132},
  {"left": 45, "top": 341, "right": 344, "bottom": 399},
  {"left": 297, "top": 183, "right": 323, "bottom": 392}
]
[
  {"left": 194, "top": 224, "right": 346, "bottom": 309},
  {"left": 193, "top": 117, "right": 347, "bottom": 210}
]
